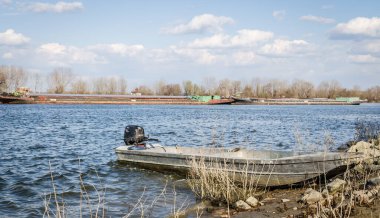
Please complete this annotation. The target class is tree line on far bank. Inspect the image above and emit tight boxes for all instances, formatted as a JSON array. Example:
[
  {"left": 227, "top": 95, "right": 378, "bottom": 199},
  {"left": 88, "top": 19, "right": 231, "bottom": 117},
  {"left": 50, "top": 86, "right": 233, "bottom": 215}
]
[{"left": 0, "top": 65, "right": 379, "bottom": 102}]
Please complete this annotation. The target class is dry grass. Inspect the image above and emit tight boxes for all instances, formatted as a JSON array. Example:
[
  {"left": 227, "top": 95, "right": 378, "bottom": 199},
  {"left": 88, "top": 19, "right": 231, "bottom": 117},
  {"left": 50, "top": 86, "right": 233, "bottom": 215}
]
[
  {"left": 309, "top": 125, "right": 380, "bottom": 218},
  {"left": 43, "top": 160, "right": 107, "bottom": 218},
  {"left": 187, "top": 155, "right": 269, "bottom": 206},
  {"left": 310, "top": 160, "right": 379, "bottom": 218}
]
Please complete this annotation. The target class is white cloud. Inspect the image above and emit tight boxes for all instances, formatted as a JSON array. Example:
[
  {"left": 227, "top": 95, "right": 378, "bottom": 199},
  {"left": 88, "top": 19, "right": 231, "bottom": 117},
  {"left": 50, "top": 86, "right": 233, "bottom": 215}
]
[
  {"left": 272, "top": 10, "right": 286, "bottom": 21},
  {"left": 163, "top": 14, "right": 234, "bottom": 34},
  {"left": 2, "top": 52, "right": 13, "bottom": 59},
  {"left": 38, "top": 43, "right": 66, "bottom": 55},
  {"left": 351, "top": 40, "right": 380, "bottom": 55},
  {"left": 259, "top": 39, "right": 311, "bottom": 57},
  {"left": 189, "top": 29, "right": 273, "bottom": 48},
  {"left": 170, "top": 29, "right": 313, "bottom": 65},
  {"left": 36, "top": 42, "right": 145, "bottom": 66},
  {"left": 189, "top": 34, "right": 228, "bottom": 48},
  {"left": 300, "top": 15, "right": 335, "bottom": 24},
  {"left": 90, "top": 43, "right": 144, "bottom": 56},
  {"left": 331, "top": 17, "right": 380, "bottom": 39},
  {"left": 27, "top": 1, "right": 83, "bottom": 13},
  {"left": 146, "top": 49, "right": 174, "bottom": 63},
  {"left": 360, "top": 40, "right": 380, "bottom": 54},
  {"left": 231, "top": 29, "right": 274, "bottom": 46},
  {"left": 170, "top": 46, "right": 218, "bottom": 64},
  {"left": 232, "top": 51, "right": 256, "bottom": 65},
  {"left": 71, "top": 49, "right": 100, "bottom": 63},
  {"left": 0, "top": 29, "right": 30, "bottom": 45},
  {"left": 37, "top": 43, "right": 105, "bottom": 65},
  {"left": 349, "top": 54, "right": 380, "bottom": 64}
]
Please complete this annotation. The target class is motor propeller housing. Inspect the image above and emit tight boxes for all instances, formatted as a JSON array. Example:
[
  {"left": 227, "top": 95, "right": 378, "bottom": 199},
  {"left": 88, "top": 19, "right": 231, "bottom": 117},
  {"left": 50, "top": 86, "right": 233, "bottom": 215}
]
[{"left": 124, "top": 125, "right": 146, "bottom": 145}]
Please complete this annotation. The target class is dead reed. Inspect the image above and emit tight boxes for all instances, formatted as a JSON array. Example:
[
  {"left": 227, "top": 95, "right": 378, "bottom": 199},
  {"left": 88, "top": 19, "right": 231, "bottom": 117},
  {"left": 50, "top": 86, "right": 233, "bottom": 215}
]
[
  {"left": 304, "top": 123, "right": 380, "bottom": 218},
  {"left": 43, "top": 160, "right": 107, "bottom": 218},
  {"left": 187, "top": 155, "right": 269, "bottom": 205}
]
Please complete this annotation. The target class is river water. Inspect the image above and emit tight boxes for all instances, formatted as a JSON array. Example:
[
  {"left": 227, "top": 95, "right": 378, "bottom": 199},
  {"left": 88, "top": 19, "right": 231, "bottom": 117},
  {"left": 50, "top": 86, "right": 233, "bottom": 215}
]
[{"left": 0, "top": 104, "right": 379, "bottom": 217}]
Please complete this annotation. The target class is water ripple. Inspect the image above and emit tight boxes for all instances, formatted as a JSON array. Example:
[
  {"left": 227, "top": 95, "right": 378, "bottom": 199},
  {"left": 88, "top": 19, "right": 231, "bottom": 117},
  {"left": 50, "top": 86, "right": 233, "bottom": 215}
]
[{"left": 0, "top": 104, "right": 379, "bottom": 217}]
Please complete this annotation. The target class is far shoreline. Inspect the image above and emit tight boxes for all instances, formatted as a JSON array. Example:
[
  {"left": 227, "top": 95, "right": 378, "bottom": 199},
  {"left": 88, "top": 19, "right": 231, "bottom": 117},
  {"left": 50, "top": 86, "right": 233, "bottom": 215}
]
[{"left": 1, "top": 93, "right": 371, "bottom": 105}]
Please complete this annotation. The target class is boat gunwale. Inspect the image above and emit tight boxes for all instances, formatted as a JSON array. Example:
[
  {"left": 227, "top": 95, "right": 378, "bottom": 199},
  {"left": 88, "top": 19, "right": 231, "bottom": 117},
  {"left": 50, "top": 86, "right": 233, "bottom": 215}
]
[{"left": 115, "top": 146, "right": 363, "bottom": 166}]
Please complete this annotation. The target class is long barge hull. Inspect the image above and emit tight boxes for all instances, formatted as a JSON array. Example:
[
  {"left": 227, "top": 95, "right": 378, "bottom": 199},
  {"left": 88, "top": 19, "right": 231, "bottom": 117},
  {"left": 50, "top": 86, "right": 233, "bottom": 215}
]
[{"left": 233, "top": 101, "right": 361, "bottom": 105}]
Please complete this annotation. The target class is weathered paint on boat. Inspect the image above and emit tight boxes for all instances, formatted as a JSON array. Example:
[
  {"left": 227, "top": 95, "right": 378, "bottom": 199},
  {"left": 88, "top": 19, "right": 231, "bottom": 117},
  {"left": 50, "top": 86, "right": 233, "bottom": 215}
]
[{"left": 115, "top": 146, "right": 364, "bottom": 187}]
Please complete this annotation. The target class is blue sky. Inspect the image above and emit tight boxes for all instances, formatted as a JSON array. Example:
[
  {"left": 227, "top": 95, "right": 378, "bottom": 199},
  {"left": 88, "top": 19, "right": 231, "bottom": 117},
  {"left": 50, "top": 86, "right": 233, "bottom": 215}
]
[{"left": 1, "top": 0, "right": 380, "bottom": 89}]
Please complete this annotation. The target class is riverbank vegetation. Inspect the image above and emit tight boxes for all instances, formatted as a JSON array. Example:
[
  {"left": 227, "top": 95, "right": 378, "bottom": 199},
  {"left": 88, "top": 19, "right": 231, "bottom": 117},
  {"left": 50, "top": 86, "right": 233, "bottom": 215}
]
[
  {"left": 1, "top": 65, "right": 379, "bottom": 102},
  {"left": 185, "top": 122, "right": 380, "bottom": 217}
]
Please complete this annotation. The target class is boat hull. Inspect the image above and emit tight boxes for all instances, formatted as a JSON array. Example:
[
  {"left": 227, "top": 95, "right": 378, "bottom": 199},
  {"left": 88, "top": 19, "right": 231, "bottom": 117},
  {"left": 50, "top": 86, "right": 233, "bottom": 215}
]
[{"left": 115, "top": 146, "right": 362, "bottom": 187}]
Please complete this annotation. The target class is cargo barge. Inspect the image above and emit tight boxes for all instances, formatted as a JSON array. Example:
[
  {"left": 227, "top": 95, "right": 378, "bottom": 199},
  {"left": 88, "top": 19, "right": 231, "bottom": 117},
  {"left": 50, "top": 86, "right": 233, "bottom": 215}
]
[
  {"left": 29, "top": 94, "right": 232, "bottom": 105},
  {"left": 232, "top": 97, "right": 365, "bottom": 105},
  {"left": 1, "top": 94, "right": 363, "bottom": 105}
]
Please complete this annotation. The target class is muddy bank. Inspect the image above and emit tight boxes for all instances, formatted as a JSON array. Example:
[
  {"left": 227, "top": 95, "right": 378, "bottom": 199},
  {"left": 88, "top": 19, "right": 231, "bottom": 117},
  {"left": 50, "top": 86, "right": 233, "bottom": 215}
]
[{"left": 187, "top": 181, "right": 380, "bottom": 217}]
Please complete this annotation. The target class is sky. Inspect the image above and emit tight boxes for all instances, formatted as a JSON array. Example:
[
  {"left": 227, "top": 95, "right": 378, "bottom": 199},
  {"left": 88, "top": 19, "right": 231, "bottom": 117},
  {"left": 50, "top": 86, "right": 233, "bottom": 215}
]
[{"left": 1, "top": 0, "right": 380, "bottom": 89}]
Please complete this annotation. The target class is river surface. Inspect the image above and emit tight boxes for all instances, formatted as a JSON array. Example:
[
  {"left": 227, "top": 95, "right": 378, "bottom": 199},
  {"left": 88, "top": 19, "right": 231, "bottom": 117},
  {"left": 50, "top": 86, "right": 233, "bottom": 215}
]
[{"left": 0, "top": 104, "right": 379, "bottom": 217}]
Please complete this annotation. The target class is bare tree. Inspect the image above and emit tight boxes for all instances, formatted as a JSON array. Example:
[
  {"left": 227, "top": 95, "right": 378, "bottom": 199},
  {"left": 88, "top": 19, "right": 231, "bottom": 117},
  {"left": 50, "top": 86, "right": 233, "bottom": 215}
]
[
  {"left": 316, "top": 80, "right": 342, "bottom": 99},
  {"left": 11, "top": 67, "right": 27, "bottom": 91},
  {"left": 134, "top": 85, "right": 154, "bottom": 95},
  {"left": 317, "top": 81, "right": 329, "bottom": 98},
  {"left": 0, "top": 66, "right": 8, "bottom": 92},
  {"left": 154, "top": 80, "right": 167, "bottom": 95},
  {"left": 270, "top": 79, "right": 288, "bottom": 98},
  {"left": 231, "top": 80, "right": 242, "bottom": 96},
  {"left": 202, "top": 77, "right": 217, "bottom": 95},
  {"left": 216, "top": 79, "right": 231, "bottom": 97},
  {"left": 251, "top": 78, "right": 262, "bottom": 97},
  {"left": 93, "top": 78, "right": 104, "bottom": 94},
  {"left": 31, "top": 72, "right": 42, "bottom": 93},
  {"left": 106, "top": 77, "right": 117, "bottom": 94},
  {"left": 241, "top": 84, "right": 254, "bottom": 97},
  {"left": 290, "top": 79, "right": 315, "bottom": 98},
  {"left": 262, "top": 82, "right": 273, "bottom": 98},
  {"left": 117, "top": 77, "right": 127, "bottom": 94},
  {"left": 328, "top": 80, "right": 342, "bottom": 98},
  {"left": 183, "top": 80, "right": 194, "bottom": 96},
  {"left": 193, "top": 83, "right": 206, "bottom": 95},
  {"left": 183, "top": 80, "right": 205, "bottom": 96},
  {"left": 161, "top": 83, "right": 182, "bottom": 96},
  {"left": 71, "top": 78, "right": 89, "bottom": 94},
  {"left": 365, "top": 86, "right": 380, "bottom": 102},
  {"left": 0, "top": 65, "right": 28, "bottom": 93},
  {"left": 350, "top": 85, "right": 361, "bottom": 97},
  {"left": 48, "top": 68, "right": 73, "bottom": 94}
]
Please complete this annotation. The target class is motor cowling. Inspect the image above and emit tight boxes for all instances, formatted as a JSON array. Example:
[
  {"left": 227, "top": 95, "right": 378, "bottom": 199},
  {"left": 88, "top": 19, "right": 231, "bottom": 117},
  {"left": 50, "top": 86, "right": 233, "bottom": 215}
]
[{"left": 124, "top": 125, "right": 145, "bottom": 145}]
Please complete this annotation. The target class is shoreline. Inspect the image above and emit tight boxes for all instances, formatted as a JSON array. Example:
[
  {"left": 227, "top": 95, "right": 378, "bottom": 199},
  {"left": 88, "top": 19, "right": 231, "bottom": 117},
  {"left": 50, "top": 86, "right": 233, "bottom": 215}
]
[{"left": 1, "top": 93, "right": 367, "bottom": 105}]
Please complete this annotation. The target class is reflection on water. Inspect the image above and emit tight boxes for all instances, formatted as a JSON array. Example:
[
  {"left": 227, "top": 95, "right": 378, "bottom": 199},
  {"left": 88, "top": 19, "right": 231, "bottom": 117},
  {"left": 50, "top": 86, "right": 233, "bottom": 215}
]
[{"left": 0, "top": 104, "right": 379, "bottom": 217}]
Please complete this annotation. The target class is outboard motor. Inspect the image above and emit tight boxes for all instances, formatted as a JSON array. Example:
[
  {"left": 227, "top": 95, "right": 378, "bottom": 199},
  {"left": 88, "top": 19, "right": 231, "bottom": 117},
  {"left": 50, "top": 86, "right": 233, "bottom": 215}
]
[{"left": 124, "top": 125, "right": 146, "bottom": 145}]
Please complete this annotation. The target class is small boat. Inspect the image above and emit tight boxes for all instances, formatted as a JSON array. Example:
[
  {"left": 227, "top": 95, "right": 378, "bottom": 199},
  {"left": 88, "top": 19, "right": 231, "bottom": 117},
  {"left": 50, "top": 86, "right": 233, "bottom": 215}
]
[{"left": 115, "top": 126, "right": 364, "bottom": 187}]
